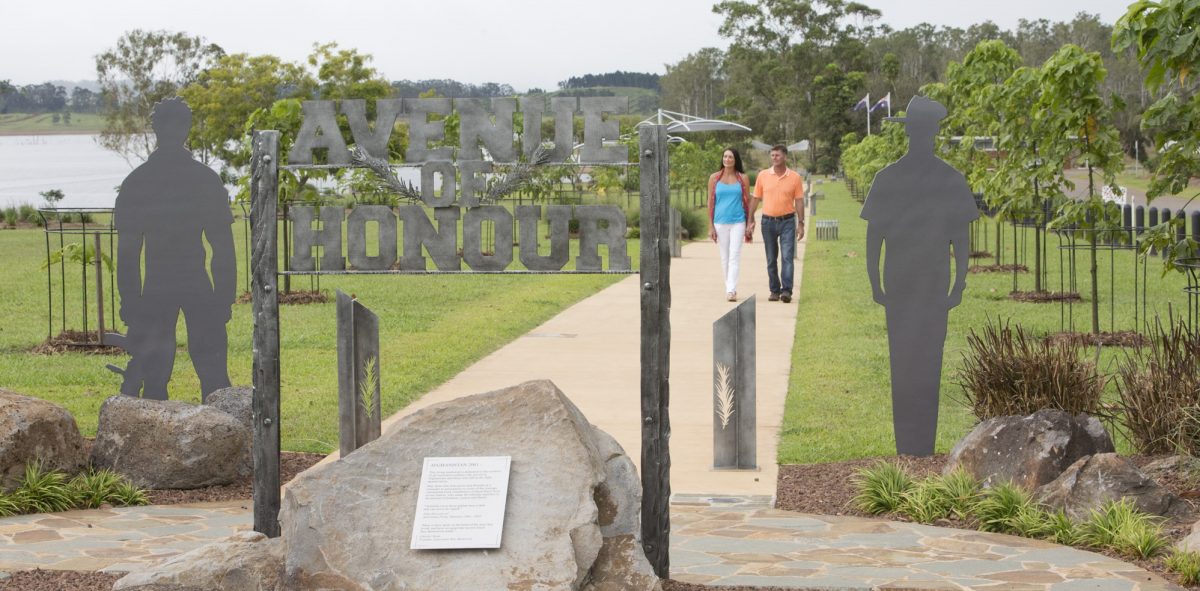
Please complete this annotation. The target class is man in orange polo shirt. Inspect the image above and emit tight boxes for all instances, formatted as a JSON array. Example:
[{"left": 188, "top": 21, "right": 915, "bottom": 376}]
[{"left": 748, "top": 144, "right": 805, "bottom": 302}]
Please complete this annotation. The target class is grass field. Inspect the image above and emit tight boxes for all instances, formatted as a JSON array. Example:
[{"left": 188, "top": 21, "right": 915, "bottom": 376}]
[
  {"left": 0, "top": 112, "right": 106, "bottom": 135},
  {"left": 780, "top": 178, "right": 1193, "bottom": 463},
  {"left": 0, "top": 207, "right": 638, "bottom": 453}
]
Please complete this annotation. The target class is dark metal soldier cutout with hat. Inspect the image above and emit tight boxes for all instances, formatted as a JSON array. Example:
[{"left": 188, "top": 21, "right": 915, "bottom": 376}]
[
  {"left": 108, "top": 98, "right": 236, "bottom": 401},
  {"left": 861, "top": 95, "right": 980, "bottom": 456}
]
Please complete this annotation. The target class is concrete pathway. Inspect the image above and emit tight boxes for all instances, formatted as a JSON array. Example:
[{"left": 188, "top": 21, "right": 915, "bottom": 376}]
[{"left": 0, "top": 222, "right": 1183, "bottom": 589}]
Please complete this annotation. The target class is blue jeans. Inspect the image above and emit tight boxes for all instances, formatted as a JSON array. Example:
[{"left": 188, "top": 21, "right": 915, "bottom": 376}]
[{"left": 761, "top": 215, "right": 795, "bottom": 294}]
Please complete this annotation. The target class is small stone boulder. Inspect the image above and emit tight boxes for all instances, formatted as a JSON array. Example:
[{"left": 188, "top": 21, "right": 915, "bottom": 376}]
[
  {"left": 0, "top": 389, "right": 86, "bottom": 489},
  {"left": 1179, "top": 520, "right": 1200, "bottom": 553},
  {"left": 944, "top": 409, "right": 1114, "bottom": 489},
  {"left": 91, "top": 395, "right": 249, "bottom": 489},
  {"left": 205, "top": 386, "right": 253, "bottom": 478},
  {"left": 113, "top": 531, "right": 283, "bottom": 591},
  {"left": 1037, "top": 453, "right": 1190, "bottom": 521},
  {"left": 1142, "top": 455, "right": 1200, "bottom": 485},
  {"left": 281, "top": 379, "right": 660, "bottom": 591}
]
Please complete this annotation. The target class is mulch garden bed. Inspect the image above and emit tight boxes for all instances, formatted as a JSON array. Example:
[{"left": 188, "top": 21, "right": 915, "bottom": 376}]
[
  {"left": 1044, "top": 330, "right": 1150, "bottom": 348},
  {"left": 6, "top": 453, "right": 1200, "bottom": 590},
  {"left": 969, "top": 250, "right": 994, "bottom": 259},
  {"left": 235, "top": 289, "right": 331, "bottom": 306},
  {"left": 29, "top": 330, "right": 125, "bottom": 355},
  {"left": 1009, "top": 290, "right": 1083, "bottom": 303},
  {"left": 968, "top": 263, "right": 1029, "bottom": 273}
]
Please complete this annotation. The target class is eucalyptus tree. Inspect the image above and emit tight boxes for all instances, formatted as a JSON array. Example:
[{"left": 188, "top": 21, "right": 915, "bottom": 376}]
[
  {"left": 713, "top": 0, "right": 880, "bottom": 170},
  {"left": 1038, "top": 45, "right": 1126, "bottom": 335},
  {"left": 1114, "top": 0, "right": 1200, "bottom": 267},
  {"left": 95, "top": 30, "right": 224, "bottom": 164}
]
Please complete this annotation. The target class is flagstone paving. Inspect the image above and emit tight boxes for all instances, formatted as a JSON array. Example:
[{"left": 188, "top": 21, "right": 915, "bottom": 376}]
[{"left": 0, "top": 497, "right": 1183, "bottom": 590}]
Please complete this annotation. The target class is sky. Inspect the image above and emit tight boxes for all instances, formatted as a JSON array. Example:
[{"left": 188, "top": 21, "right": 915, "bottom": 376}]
[{"left": 2, "top": 0, "right": 1139, "bottom": 91}]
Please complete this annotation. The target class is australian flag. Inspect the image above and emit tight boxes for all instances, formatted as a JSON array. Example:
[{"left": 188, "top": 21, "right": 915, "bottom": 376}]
[
  {"left": 852, "top": 94, "right": 869, "bottom": 111},
  {"left": 870, "top": 93, "right": 891, "bottom": 113}
]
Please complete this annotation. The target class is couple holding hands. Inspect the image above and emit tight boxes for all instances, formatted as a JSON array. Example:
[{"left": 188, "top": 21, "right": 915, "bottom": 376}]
[{"left": 707, "top": 144, "right": 805, "bottom": 303}]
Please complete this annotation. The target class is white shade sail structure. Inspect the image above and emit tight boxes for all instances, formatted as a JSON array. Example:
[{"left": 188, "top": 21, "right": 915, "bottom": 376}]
[{"left": 636, "top": 109, "right": 752, "bottom": 142}]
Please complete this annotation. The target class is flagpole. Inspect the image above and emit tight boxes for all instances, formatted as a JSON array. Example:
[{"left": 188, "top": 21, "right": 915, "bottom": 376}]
[
  {"left": 866, "top": 93, "right": 871, "bottom": 136},
  {"left": 886, "top": 93, "right": 892, "bottom": 118}
]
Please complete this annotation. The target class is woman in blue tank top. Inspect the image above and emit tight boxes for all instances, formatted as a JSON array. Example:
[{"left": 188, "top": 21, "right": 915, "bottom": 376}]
[{"left": 707, "top": 147, "right": 751, "bottom": 301}]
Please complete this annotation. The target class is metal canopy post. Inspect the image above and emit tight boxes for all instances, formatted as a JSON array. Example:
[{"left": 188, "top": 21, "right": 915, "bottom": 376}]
[
  {"left": 638, "top": 124, "right": 671, "bottom": 577},
  {"left": 250, "top": 130, "right": 282, "bottom": 537}
]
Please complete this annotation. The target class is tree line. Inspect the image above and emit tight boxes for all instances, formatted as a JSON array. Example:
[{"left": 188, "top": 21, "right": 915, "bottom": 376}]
[
  {"left": 558, "top": 71, "right": 660, "bottom": 90},
  {"left": 0, "top": 82, "right": 102, "bottom": 114},
  {"left": 658, "top": 2, "right": 1164, "bottom": 173}
]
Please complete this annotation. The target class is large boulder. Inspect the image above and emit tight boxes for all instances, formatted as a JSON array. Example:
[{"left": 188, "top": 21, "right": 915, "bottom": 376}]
[
  {"left": 0, "top": 389, "right": 86, "bottom": 489},
  {"left": 582, "top": 429, "right": 661, "bottom": 591},
  {"left": 113, "top": 531, "right": 283, "bottom": 591},
  {"left": 1037, "top": 453, "right": 1190, "bottom": 521},
  {"left": 944, "top": 409, "right": 1114, "bottom": 489},
  {"left": 205, "top": 386, "right": 253, "bottom": 478},
  {"left": 280, "top": 379, "right": 660, "bottom": 591},
  {"left": 91, "top": 395, "right": 249, "bottom": 489}
]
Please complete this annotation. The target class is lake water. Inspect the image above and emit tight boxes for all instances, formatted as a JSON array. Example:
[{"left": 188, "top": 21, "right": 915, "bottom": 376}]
[{"left": 0, "top": 134, "right": 141, "bottom": 209}]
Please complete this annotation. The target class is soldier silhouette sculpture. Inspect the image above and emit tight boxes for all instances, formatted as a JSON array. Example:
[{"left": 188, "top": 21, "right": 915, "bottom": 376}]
[
  {"left": 861, "top": 96, "right": 980, "bottom": 456},
  {"left": 110, "top": 98, "right": 235, "bottom": 401}
]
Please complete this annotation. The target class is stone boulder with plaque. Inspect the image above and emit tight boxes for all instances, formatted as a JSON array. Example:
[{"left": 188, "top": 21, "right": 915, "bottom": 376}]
[{"left": 115, "top": 379, "right": 661, "bottom": 591}]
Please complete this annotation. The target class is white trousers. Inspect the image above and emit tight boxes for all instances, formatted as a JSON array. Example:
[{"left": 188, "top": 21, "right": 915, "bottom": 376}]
[{"left": 714, "top": 222, "right": 746, "bottom": 294}]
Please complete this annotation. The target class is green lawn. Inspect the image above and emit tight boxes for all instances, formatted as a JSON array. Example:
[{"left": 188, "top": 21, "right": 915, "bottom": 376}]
[
  {"left": 781, "top": 178, "right": 1193, "bottom": 463},
  {"left": 0, "top": 209, "right": 636, "bottom": 453},
  {"left": 0, "top": 112, "right": 106, "bottom": 135}
]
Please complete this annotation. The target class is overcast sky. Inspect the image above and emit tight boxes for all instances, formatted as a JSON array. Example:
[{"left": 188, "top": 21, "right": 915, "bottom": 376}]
[{"left": 3, "top": 0, "right": 1139, "bottom": 90}]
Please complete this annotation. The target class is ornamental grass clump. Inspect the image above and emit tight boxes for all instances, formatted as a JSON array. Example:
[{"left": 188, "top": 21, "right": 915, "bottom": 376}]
[
  {"left": 851, "top": 461, "right": 913, "bottom": 515},
  {"left": 973, "top": 481, "right": 1038, "bottom": 534},
  {"left": 897, "top": 478, "right": 953, "bottom": 523},
  {"left": 1080, "top": 498, "right": 1169, "bottom": 559},
  {"left": 69, "top": 468, "right": 145, "bottom": 509},
  {"left": 1112, "top": 317, "right": 1200, "bottom": 454},
  {"left": 13, "top": 462, "right": 75, "bottom": 514},
  {"left": 1167, "top": 550, "right": 1200, "bottom": 585},
  {"left": 956, "top": 318, "right": 1104, "bottom": 420}
]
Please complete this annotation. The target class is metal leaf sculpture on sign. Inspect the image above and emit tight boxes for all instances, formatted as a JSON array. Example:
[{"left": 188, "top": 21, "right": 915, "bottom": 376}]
[
  {"left": 108, "top": 98, "right": 235, "bottom": 401},
  {"left": 861, "top": 96, "right": 981, "bottom": 456}
]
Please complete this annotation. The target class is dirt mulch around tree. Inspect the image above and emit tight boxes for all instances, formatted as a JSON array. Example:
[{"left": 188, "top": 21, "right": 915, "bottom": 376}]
[
  {"left": 235, "top": 289, "right": 330, "bottom": 306},
  {"left": 0, "top": 569, "right": 121, "bottom": 591},
  {"left": 969, "top": 263, "right": 1029, "bottom": 273},
  {"left": 1044, "top": 330, "right": 1150, "bottom": 348},
  {"left": 969, "top": 250, "right": 994, "bottom": 259},
  {"left": 29, "top": 330, "right": 125, "bottom": 355},
  {"left": 1009, "top": 290, "right": 1083, "bottom": 303}
]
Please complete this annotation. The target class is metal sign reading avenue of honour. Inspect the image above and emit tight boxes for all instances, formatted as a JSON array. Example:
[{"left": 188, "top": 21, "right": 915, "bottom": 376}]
[{"left": 249, "top": 96, "right": 676, "bottom": 576}]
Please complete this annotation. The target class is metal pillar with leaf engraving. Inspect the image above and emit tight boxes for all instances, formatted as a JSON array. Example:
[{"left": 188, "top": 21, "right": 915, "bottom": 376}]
[
  {"left": 336, "top": 291, "right": 381, "bottom": 457},
  {"left": 712, "top": 296, "right": 757, "bottom": 469}
]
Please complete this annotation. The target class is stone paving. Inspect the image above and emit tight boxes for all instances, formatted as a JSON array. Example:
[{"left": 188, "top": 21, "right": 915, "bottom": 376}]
[{"left": 0, "top": 497, "right": 1185, "bottom": 590}]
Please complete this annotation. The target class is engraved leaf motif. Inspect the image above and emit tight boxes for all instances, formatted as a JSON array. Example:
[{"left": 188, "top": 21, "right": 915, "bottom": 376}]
[
  {"left": 359, "top": 355, "right": 378, "bottom": 420},
  {"left": 714, "top": 362, "right": 736, "bottom": 429}
]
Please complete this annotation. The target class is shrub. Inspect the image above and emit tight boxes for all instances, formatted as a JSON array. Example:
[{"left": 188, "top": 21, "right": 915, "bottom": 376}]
[
  {"left": 955, "top": 318, "right": 1104, "bottom": 420},
  {"left": 932, "top": 468, "right": 982, "bottom": 519},
  {"left": 676, "top": 205, "right": 708, "bottom": 241},
  {"left": 1112, "top": 317, "right": 1200, "bottom": 454},
  {"left": 0, "top": 493, "right": 19, "bottom": 517},
  {"left": 1007, "top": 504, "right": 1053, "bottom": 538},
  {"left": 852, "top": 461, "right": 913, "bottom": 514},
  {"left": 1167, "top": 550, "right": 1200, "bottom": 585},
  {"left": 3, "top": 207, "right": 16, "bottom": 227}
]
